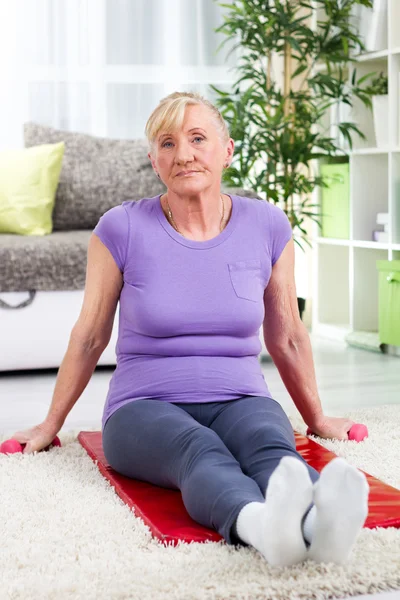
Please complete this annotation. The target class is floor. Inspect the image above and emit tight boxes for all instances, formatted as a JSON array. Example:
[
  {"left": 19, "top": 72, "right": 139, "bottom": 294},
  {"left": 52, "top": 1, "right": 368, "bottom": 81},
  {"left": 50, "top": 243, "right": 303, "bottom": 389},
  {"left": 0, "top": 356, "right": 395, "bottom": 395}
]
[{"left": 1, "top": 335, "right": 399, "bottom": 600}]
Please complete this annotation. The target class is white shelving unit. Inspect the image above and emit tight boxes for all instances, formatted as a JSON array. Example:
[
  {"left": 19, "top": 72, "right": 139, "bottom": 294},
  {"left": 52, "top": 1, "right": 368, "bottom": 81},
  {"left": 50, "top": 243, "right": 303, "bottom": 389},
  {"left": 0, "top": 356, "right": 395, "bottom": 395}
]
[{"left": 311, "top": 0, "right": 400, "bottom": 343}]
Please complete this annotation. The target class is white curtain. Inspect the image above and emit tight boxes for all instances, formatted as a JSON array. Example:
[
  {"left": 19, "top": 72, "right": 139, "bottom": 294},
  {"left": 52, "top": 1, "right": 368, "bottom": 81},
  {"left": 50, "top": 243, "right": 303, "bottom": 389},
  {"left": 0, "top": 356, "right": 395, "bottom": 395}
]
[{"left": 0, "top": 0, "right": 239, "bottom": 151}]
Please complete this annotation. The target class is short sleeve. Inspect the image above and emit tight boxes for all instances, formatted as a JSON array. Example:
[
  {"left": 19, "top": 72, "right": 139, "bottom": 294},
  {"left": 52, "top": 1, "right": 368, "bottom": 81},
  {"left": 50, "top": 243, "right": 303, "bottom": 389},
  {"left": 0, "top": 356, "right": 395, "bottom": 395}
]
[
  {"left": 268, "top": 202, "right": 293, "bottom": 266},
  {"left": 92, "top": 204, "right": 129, "bottom": 272}
]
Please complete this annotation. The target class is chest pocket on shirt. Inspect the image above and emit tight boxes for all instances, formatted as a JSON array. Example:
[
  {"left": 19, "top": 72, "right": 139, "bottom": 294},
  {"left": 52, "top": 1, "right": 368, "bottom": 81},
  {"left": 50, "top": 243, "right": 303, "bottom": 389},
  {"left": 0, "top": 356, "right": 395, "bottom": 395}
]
[{"left": 227, "top": 259, "right": 262, "bottom": 302}]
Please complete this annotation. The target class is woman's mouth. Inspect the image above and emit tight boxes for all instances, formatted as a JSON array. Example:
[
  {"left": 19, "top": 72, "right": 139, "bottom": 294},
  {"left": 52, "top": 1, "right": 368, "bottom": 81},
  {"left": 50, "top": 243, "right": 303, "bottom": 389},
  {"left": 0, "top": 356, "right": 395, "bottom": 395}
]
[{"left": 177, "top": 170, "right": 199, "bottom": 176}]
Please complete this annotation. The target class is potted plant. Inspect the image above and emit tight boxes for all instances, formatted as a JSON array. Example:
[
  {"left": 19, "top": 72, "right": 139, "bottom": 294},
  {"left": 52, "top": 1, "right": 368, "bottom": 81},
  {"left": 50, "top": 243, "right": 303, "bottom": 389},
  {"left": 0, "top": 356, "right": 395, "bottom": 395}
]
[
  {"left": 211, "top": 0, "right": 377, "bottom": 318},
  {"left": 363, "top": 71, "right": 388, "bottom": 147}
]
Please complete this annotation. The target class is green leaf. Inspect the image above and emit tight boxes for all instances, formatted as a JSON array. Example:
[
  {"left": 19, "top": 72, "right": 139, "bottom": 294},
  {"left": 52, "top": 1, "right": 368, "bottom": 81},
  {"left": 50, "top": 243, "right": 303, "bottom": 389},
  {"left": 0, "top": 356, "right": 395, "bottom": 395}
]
[
  {"left": 357, "top": 71, "right": 377, "bottom": 85},
  {"left": 292, "top": 63, "right": 308, "bottom": 78}
]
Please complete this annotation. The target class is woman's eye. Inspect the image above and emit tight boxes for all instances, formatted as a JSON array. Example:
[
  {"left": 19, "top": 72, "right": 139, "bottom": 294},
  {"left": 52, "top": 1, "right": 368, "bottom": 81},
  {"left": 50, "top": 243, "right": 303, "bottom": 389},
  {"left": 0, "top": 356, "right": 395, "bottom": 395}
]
[{"left": 161, "top": 137, "right": 204, "bottom": 148}]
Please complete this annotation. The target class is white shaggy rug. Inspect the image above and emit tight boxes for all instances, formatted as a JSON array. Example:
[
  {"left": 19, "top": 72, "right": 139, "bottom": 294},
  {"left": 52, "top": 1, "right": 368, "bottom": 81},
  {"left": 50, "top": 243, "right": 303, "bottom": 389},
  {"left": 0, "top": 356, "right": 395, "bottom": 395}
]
[{"left": 1, "top": 403, "right": 400, "bottom": 600}]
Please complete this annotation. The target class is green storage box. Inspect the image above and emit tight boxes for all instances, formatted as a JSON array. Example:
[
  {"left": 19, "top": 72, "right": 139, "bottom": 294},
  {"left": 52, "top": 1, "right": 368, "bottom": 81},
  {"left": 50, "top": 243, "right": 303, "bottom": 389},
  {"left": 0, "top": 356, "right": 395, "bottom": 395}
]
[
  {"left": 376, "top": 260, "right": 400, "bottom": 346},
  {"left": 320, "top": 162, "right": 350, "bottom": 239}
]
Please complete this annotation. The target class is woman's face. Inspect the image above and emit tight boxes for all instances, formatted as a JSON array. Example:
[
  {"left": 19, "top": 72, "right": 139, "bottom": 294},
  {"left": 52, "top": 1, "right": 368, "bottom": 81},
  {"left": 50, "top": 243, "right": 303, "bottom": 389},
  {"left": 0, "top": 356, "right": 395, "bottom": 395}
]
[{"left": 149, "top": 104, "right": 234, "bottom": 194}]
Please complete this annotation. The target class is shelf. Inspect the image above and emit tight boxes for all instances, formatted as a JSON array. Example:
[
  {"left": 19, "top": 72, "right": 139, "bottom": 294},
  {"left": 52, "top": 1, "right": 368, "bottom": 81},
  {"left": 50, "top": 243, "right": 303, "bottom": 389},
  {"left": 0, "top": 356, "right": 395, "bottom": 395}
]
[
  {"left": 350, "top": 148, "right": 389, "bottom": 155},
  {"left": 316, "top": 237, "right": 350, "bottom": 246},
  {"left": 351, "top": 147, "right": 400, "bottom": 154},
  {"left": 316, "top": 239, "right": 391, "bottom": 250},
  {"left": 354, "top": 49, "right": 389, "bottom": 62},
  {"left": 352, "top": 241, "right": 389, "bottom": 249}
]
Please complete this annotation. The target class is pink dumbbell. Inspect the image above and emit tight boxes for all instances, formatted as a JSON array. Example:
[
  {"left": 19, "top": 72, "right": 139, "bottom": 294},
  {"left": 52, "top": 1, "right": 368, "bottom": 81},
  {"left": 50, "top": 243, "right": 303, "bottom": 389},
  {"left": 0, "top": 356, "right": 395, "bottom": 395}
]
[
  {"left": 306, "top": 423, "right": 368, "bottom": 442},
  {"left": 0, "top": 436, "right": 61, "bottom": 455}
]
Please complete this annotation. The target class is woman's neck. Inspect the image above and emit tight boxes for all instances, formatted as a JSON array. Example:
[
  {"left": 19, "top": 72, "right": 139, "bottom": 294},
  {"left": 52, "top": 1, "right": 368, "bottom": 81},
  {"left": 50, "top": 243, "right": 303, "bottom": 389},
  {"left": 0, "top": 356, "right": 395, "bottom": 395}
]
[{"left": 160, "top": 193, "right": 232, "bottom": 240}]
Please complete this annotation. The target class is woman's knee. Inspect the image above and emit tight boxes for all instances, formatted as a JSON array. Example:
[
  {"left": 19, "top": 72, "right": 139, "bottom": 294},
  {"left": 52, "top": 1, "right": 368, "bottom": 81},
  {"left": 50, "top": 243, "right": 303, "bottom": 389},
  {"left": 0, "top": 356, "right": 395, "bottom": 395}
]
[
  {"left": 102, "top": 400, "right": 166, "bottom": 473},
  {"left": 264, "top": 399, "right": 296, "bottom": 445},
  {"left": 102, "top": 400, "right": 209, "bottom": 482},
  {"left": 244, "top": 406, "right": 296, "bottom": 448}
]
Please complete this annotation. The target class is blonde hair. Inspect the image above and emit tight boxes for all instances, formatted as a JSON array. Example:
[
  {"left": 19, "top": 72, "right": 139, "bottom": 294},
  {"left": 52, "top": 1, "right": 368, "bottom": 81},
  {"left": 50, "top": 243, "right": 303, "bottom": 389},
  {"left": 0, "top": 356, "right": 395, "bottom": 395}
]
[{"left": 145, "top": 91, "right": 230, "bottom": 153}]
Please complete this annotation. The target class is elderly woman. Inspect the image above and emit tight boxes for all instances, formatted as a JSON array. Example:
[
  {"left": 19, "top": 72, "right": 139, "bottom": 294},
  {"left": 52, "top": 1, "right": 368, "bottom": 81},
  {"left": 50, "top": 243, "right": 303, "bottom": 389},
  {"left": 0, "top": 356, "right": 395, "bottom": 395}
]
[{"left": 17, "top": 92, "right": 369, "bottom": 568}]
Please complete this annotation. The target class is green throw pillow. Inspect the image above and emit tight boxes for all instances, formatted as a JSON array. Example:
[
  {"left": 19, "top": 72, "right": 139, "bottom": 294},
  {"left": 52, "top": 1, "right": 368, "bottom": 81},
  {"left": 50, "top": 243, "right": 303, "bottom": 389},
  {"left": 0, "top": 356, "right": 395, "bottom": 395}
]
[{"left": 0, "top": 141, "right": 65, "bottom": 235}]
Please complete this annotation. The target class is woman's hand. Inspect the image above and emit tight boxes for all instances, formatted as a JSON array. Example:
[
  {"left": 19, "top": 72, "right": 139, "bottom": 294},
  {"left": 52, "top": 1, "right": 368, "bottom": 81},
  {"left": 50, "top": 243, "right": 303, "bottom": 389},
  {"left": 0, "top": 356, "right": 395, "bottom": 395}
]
[
  {"left": 308, "top": 416, "right": 355, "bottom": 441},
  {"left": 11, "top": 422, "right": 61, "bottom": 454}
]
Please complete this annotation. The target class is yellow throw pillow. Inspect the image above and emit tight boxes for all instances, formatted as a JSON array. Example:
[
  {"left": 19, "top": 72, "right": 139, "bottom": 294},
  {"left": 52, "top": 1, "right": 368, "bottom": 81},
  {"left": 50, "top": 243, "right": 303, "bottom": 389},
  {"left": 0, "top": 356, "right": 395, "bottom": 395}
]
[{"left": 0, "top": 142, "right": 65, "bottom": 235}]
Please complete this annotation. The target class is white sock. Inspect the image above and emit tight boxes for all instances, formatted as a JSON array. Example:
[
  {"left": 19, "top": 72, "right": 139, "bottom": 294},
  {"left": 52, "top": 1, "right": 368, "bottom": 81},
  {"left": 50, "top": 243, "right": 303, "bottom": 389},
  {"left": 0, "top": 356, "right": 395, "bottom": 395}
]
[
  {"left": 235, "top": 501, "right": 265, "bottom": 549},
  {"left": 308, "top": 457, "right": 369, "bottom": 565},
  {"left": 235, "top": 501, "right": 314, "bottom": 555},
  {"left": 235, "top": 499, "right": 316, "bottom": 548},
  {"left": 235, "top": 456, "right": 314, "bottom": 567}
]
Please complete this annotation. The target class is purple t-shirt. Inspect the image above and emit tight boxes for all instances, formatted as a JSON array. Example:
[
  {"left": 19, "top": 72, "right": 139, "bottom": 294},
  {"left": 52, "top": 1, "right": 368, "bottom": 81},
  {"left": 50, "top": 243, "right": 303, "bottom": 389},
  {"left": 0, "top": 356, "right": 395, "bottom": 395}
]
[{"left": 93, "top": 194, "right": 292, "bottom": 431}]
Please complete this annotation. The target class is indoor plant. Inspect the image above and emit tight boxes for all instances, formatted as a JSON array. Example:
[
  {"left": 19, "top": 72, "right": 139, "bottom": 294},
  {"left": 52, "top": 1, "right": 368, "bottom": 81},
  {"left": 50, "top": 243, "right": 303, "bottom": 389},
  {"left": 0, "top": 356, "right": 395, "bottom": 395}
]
[{"left": 211, "top": 0, "right": 377, "bottom": 250}]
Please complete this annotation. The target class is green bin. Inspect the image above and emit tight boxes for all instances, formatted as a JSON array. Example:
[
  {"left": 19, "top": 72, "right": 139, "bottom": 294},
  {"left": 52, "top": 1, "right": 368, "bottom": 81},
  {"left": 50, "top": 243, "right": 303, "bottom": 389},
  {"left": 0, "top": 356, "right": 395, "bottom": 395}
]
[
  {"left": 320, "top": 162, "right": 350, "bottom": 239},
  {"left": 376, "top": 260, "right": 400, "bottom": 346}
]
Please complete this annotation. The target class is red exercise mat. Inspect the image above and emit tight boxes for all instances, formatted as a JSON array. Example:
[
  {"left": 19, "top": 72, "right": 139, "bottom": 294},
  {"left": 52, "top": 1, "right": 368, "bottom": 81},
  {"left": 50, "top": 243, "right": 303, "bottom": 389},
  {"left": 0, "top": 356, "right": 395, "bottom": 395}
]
[{"left": 78, "top": 430, "right": 400, "bottom": 546}]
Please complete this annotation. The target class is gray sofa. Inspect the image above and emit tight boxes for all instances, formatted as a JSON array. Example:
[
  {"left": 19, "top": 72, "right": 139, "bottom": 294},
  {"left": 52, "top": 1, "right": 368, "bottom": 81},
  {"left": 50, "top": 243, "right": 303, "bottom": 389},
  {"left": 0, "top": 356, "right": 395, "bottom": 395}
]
[{"left": 0, "top": 123, "right": 264, "bottom": 371}]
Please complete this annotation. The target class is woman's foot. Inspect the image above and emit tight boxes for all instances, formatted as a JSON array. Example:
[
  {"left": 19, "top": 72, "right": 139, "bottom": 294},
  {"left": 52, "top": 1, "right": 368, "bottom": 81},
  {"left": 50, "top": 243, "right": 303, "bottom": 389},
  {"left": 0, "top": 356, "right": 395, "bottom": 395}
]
[
  {"left": 260, "top": 456, "right": 313, "bottom": 567},
  {"left": 308, "top": 457, "right": 369, "bottom": 564}
]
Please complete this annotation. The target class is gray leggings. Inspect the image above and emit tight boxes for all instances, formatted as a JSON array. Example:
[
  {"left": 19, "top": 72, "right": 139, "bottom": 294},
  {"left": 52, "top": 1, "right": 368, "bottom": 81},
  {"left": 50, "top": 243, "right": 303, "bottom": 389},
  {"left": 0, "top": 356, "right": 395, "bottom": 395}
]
[{"left": 102, "top": 395, "right": 320, "bottom": 546}]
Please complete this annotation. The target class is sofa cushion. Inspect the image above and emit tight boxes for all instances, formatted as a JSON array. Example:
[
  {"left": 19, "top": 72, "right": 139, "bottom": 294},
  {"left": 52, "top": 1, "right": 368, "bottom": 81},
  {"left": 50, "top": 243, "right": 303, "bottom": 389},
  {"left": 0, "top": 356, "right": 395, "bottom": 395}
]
[
  {"left": 24, "top": 122, "right": 166, "bottom": 231},
  {"left": 0, "top": 230, "right": 91, "bottom": 293},
  {"left": 0, "top": 142, "right": 65, "bottom": 236}
]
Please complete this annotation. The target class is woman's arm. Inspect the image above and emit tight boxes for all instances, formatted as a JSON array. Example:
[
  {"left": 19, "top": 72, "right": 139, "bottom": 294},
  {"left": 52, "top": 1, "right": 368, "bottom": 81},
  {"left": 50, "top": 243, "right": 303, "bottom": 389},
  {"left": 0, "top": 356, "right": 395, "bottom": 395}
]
[
  {"left": 44, "top": 340, "right": 107, "bottom": 430},
  {"left": 262, "top": 239, "right": 325, "bottom": 430},
  {"left": 44, "top": 234, "right": 123, "bottom": 429}
]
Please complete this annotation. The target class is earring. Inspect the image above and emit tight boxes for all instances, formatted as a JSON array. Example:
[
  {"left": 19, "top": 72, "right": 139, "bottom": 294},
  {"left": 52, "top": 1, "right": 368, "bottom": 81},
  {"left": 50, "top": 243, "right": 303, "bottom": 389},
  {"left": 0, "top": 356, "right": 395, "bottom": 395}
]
[{"left": 156, "top": 172, "right": 160, "bottom": 179}]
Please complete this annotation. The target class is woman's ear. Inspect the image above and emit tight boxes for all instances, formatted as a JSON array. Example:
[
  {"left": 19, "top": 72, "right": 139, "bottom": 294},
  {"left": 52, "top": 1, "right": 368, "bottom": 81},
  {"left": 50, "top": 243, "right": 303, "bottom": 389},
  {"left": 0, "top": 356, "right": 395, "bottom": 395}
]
[
  {"left": 225, "top": 138, "right": 235, "bottom": 164},
  {"left": 148, "top": 152, "right": 158, "bottom": 173}
]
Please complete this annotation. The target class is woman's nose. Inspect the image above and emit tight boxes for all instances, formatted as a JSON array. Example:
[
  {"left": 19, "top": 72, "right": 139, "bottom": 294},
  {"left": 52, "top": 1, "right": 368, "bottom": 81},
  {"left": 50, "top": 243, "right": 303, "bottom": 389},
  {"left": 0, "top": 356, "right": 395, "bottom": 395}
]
[{"left": 174, "top": 142, "right": 194, "bottom": 164}]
